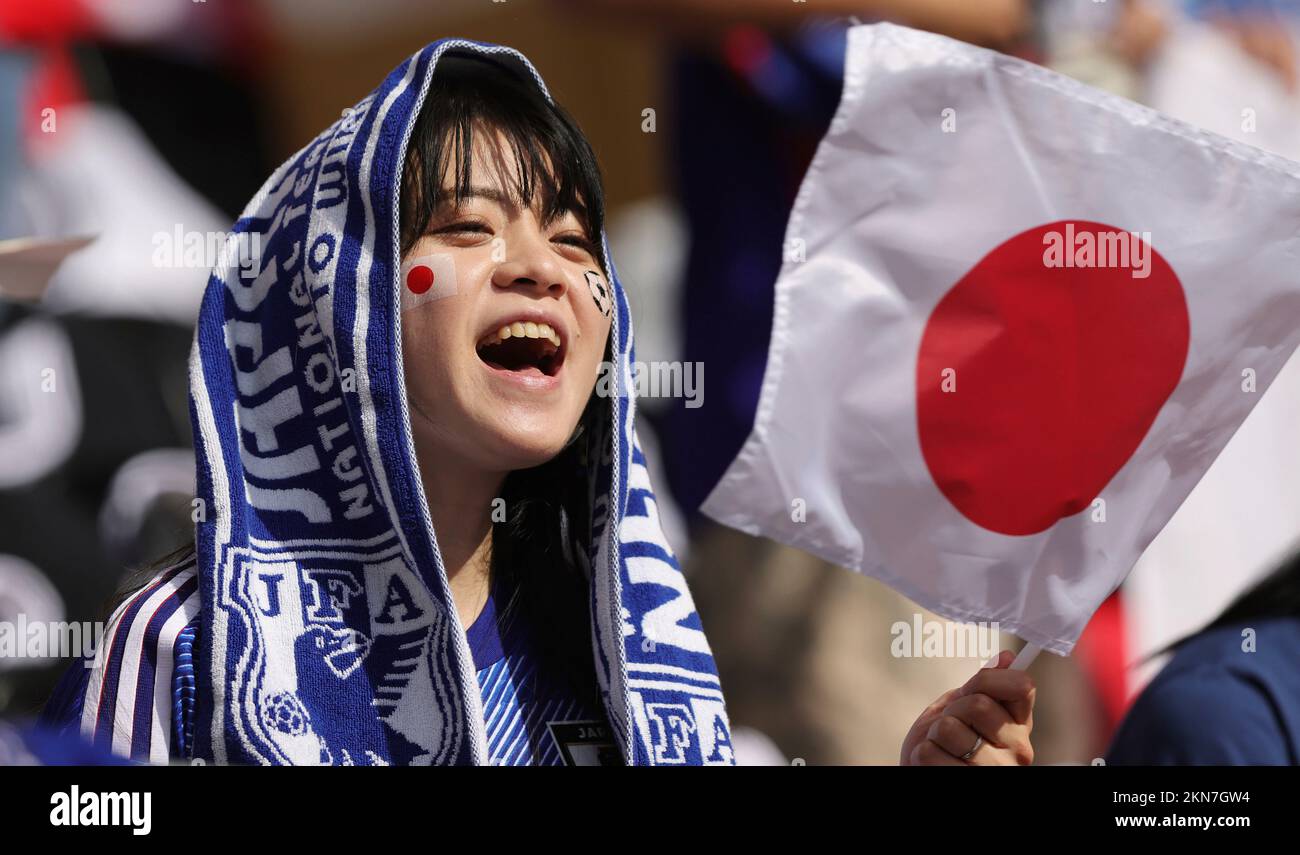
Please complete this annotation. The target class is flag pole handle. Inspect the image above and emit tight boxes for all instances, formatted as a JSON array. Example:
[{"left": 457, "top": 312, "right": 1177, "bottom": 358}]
[{"left": 1010, "top": 643, "right": 1041, "bottom": 671}]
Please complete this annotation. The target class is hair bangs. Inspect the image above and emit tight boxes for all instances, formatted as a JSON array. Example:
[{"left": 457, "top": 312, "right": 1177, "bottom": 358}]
[{"left": 400, "top": 52, "right": 606, "bottom": 268}]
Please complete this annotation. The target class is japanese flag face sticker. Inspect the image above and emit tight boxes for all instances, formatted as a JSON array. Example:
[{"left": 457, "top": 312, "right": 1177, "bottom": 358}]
[
  {"left": 400, "top": 253, "right": 457, "bottom": 312},
  {"left": 585, "top": 270, "right": 611, "bottom": 318}
]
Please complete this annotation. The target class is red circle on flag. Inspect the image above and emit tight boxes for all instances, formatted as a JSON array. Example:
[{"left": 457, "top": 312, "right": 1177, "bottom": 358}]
[
  {"left": 916, "top": 220, "right": 1189, "bottom": 536},
  {"left": 406, "top": 264, "right": 435, "bottom": 295}
]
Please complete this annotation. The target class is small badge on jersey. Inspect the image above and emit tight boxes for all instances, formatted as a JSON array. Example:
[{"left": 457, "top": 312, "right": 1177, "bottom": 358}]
[
  {"left": 547, "top": 720, "right": 621, "bottom": 766},
  {"left": 399, "top": 253, "right": 457, "bottom": 312}
]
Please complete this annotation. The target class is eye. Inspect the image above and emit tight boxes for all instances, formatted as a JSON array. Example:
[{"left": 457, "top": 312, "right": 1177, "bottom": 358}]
[
  {"left": 552, "top": 232, "right": 599, "bottom": 259},
  {"left": 429, "top": 219, "right": 493, "bottom": 242}
]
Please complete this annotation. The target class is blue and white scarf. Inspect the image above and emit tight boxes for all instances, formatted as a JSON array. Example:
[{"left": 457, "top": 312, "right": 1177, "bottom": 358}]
[{"left": 187, "top": 39, "right": 735, "bottom": 765}]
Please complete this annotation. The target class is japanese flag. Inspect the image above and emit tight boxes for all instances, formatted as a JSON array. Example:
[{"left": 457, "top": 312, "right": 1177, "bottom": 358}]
[{"left": 700, "top": 23, "right": 1300, "bottom": 655}]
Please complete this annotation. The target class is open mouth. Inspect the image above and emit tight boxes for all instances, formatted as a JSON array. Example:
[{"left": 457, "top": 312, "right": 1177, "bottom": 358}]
[{"left": 475, "top": 321, "right": 565, "bottom": 378}]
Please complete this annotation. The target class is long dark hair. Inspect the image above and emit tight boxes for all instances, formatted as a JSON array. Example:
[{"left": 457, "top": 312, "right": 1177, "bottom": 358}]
[{"left": 103, "top": 539, "right": 196, "bottom": 622}]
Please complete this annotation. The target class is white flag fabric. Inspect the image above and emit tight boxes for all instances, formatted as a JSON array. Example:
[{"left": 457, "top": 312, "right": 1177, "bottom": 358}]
[
  {"left": 700, "top": 23, "right": 1300, "bottom": 655},
  {"left": 1126, "top": 18, "right": 1300, "bottom": 682}
]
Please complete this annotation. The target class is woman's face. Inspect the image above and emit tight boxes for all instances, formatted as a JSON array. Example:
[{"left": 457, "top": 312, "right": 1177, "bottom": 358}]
[{"left": 400, "top": 130, "right": 612, "bottom": 476}]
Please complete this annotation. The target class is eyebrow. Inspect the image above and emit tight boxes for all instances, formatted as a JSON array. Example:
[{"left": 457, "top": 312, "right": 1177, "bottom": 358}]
[
  {"left": 432, "top": 185, "right": 517, "bottom": 209},
  {"left": 432, "top": 184, "right": 591, "bottom": 228}
]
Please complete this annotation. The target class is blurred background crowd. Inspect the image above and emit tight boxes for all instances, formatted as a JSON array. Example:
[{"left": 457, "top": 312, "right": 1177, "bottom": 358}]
[{"left": 3, "top": 0, "right": 1300, "bottom": 764}]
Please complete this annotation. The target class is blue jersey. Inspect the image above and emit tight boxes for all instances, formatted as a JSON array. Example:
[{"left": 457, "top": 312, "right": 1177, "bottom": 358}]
[
  {"left": 41, "top": 557, "right": 618, "bottom": 765},
  {"left": 466, "top": 570, "right": 618, "bottom": 765},
  {"left": 1106, "top": 617, "right": 1300, "bottom": 765}
]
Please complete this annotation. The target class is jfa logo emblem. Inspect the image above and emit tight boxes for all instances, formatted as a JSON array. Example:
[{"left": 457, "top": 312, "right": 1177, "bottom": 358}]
[{"left": 232, "top": 551, "right": 450, "bottom": 764}]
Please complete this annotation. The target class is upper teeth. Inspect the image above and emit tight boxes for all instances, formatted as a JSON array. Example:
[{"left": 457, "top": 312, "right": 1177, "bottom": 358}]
[{"left": 481, "top": 322, "right": 561, "bottom": 349}]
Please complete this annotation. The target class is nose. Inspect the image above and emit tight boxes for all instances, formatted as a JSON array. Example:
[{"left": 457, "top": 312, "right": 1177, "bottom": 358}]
[{"left": 490, "top": 230, "right": 568, "bottom": 298}]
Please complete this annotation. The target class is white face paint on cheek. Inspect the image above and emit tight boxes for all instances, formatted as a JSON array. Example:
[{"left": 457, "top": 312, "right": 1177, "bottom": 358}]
[{"left": 399, "top": 252, "right": 458, "bottom": 312}]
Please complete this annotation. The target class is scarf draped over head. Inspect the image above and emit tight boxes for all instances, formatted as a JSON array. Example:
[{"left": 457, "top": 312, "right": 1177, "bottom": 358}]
[{"left": 187, "top": 39, "right": 736, "bottom": 765}]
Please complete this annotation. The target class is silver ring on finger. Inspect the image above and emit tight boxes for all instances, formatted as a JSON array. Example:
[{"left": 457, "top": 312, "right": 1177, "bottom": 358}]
[{"left": 959, "top": 735, "right": 984, "bottom": 761}]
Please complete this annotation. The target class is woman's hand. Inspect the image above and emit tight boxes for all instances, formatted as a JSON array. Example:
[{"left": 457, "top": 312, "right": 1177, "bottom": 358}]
[{"left": 900, "top": 649, "right": 1036, "bottom": 765}]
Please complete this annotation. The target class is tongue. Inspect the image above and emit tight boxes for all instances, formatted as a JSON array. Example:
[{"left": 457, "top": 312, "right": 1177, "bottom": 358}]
[{"left": 484, "top": 357, "right": 545, "bottom": 377}]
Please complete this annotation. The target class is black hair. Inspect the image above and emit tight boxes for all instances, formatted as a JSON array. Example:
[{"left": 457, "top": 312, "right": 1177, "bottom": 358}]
[
  {"left": 1151, "top": 550, "right": 1300, "bottom": 660},
  {"left": 399, "top": 50, "right": 607, "bottom": 275},
  {"left": 101, "top": 539, "right": 196, "bottom": 623}
]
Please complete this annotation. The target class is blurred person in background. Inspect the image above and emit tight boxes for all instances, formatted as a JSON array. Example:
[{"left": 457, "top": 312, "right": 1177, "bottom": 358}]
[
  {"left": 1187, "top": 0, "right": 1299, "bottom": 90},
  {"left": 0, "top": 0, "right": 273, "bottom": 722},
  {"left": 1106, "top": 554, "right": 1300, "bottom": 764},
  {"left": 1039, "top": 0, "right": 1170, "bottom": 97}
]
